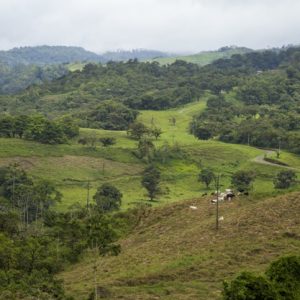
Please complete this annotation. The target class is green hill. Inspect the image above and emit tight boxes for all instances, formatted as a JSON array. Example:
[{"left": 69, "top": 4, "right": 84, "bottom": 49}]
[
  {"left": 151, "top": 46, "right": 253, "bottom": 65},
  {"left": 61, "top": 191, "right": 300, "bottom": 299},
  {"left": 0, "top": 46, "right": 103, "bottom": 66},
  {"left": 0, "top": 100, "right": 299, "bottom": 211}
]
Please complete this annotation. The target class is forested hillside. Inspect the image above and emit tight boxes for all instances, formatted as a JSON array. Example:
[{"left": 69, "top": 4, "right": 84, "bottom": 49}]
[
  {"left": 0, "top": 62, "right": 68, "bottom": 94},
  {"left": 0, "top": 46, "right": 173, "bottom": 66},
  {"left": 0, "top": 46, "right": 102, "bottom": 66},
  {"left": 1, "top": 46, "right": 299, "bottom": 153},
  {"left": 0, "top": 46, "right": 175, "bottom": 94}
]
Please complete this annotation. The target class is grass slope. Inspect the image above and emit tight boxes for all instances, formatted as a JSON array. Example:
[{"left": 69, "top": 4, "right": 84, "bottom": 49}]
[
  {"left": 151, "top": 48, "right": 252, "bottom": 66},
  {"left": 61, "top": 192, "right": 300, "bottom": 299},
  {"left": 0, "top": 98, "right": 299, "bottom": 210}
]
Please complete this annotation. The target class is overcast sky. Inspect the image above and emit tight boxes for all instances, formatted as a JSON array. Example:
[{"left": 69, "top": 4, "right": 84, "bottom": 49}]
[{"left": 0, "top": 0, "right": 300, "bottom": 53}]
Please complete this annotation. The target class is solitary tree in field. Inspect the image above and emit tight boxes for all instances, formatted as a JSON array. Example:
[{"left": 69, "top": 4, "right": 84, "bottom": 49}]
[
  {"left": 231, "top": 170, "right": 255, "bottom": 192},
  {"left": 128, "top": 122, "right": 149, "bottom": 140},
  {"left": 93, "top": 183, "right": 122, "bottom": 212},
  {"left": 141, "top": 165, "right": 161, "bottom": 201},
  {"left": 151, "top": 127, "right": 162, "bottom": 140},
  {"left": 198, "top": 168, "right": 215, "bottom": 189}
]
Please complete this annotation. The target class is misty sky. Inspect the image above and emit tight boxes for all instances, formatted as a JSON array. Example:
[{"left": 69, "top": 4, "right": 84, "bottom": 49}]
[{"left": 0, "top": 0, "right": 300, "bottom": 53}]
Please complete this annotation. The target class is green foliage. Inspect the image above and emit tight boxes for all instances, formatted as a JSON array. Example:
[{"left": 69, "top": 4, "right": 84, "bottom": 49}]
[
  {"left": 86, "top": 213, "right": 121, "bottom": 256},
  {"left": 266, "top": 255, "right": 300, "bottom": 300},
  {"left": 0, "top": 114, "right": 79, "bottom": 144},
  {"left": 93, "top": 183, "right": 122, "bottom": 212},
  {"left": 141, "top": 165, "right": 161, "bottom": 201},
  {"left": 152, "top": 46, "right": 252, "bottom": 66},
  {"left": 273, "top": 170, "right": 297, "bottom": 189},
  {"left": 189, "top": 48, "right": 300, "bottom": 153},
  {"left": 151, "top": 127, "right": 163, "bottom": 140},
  {"left": 0, "top": 62, "right": 68, "bottom": 94},
  {"left": 0, "top": 164, "right": 61, "bottom": 223},
  {"left": 198, "top": 168, "right": 215, "bottom": 188},
  {"left": 0, "top": 45, "right": 102, "bottom": 66},
  {"left": 136, "top": 138, "right": 155, "bottom": 161},
  {"left": 231, "top": 170, "right": 255, "bottom": 192},
  {"left": 223, "top": 272, "right": 279, "bottom": 300},
  {"left": 99, "top": 137, "right": 116, "bottom": 147},
  {"left": 223, "top": 256, "right": 300, "bottom": 300},
  {"left": 86, "top": 101, "right": 138, "bottom": 130},
  {"left": 128, "top": 122, "right": 150, "bottom": 140}
]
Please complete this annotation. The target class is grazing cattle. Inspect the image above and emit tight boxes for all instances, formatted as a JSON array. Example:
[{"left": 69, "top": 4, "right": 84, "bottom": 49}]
[
  {"left": 211, "top": 188, "right": 235, "bottom": 204},
  {"left": 189, "top": 205, "right": 198, "bottom": 210}
]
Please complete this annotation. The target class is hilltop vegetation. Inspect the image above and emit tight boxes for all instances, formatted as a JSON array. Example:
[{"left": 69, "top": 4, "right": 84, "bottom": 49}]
[
  {"left": 191, "top": 49, "right": 300, "bottom": 153},
  {"left": 151, "top": 46, "right": 252, "bottom": 65},
  {"left": 0, "top": 46, "right": 173, "bottom": 94},
  {"left": 0, "top": 46, "right": 102, "bottom": 66},
  {"left": 0, "top": 62, "right": 68, "bottom": 94}
]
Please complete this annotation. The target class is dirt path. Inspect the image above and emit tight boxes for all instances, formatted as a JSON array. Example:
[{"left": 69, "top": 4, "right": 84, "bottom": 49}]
[{"left": 252, "top": 150, "right": 299, "bottom": 170}]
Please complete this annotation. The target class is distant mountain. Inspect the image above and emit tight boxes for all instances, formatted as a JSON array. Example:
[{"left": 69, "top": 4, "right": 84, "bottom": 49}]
[
  {"left": 152, "top": 46, "right": 253, "bottom": 66},
  {"left": 0, "top": 46, "right": 174, "bottom": 67},
  {"left": 0, "top": 46, "right": 176, "bottom": 94},
  {"left": 101, "top": 49, "right": 173, "bottom": 62},
  {"left": 0, "top": 46, "right": 103, "bottom": 66}
]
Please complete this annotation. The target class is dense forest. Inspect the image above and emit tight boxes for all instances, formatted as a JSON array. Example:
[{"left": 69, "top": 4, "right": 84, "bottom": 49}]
[{"left": 191, "top": 48, "right": 300, "bottom": 153}]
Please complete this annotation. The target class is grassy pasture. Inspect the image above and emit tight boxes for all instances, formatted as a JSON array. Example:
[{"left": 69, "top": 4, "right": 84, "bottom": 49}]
[{"left": 0, "top": 98, "right": 299, "bottom": 210}]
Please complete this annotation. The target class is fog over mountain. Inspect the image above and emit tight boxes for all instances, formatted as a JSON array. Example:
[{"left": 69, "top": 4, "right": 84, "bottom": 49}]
[{"left": 0, "top": 0, "right": 299, "bottom": 53}]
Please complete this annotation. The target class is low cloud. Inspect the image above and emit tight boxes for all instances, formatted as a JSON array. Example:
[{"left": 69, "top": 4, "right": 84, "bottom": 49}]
[{"left": 0, "top": 0, "right": 299, "bottom": 52}]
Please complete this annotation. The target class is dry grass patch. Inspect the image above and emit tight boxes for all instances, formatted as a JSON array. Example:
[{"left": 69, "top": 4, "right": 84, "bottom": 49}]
[{"left": 62, "top": 192, "right": 300, "bottom": 299}]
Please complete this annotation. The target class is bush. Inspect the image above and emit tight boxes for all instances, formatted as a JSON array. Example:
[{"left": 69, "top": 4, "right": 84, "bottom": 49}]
[
  {"left": 223, "top": 272, "right": 279, "bottom": 300},
  {"left": 93, "top": 184, "right": 122, "bottom": 212},
  {"left": 266, "top": 255, "right": 300, "bottom": 299},
  {"left": 99, "top": 137, "right": 116, "bottom": 147},
  {"left": 231, "top": 170, "right": 255, "bottom": 192},
  {"left": 273, "top": 170, "right": 297, "bottom": 189}
]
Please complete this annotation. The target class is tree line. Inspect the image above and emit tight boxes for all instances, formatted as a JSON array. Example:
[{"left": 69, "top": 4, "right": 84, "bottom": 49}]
[{"left": 0, "top": 114, "right": 79, "bottom": 144}]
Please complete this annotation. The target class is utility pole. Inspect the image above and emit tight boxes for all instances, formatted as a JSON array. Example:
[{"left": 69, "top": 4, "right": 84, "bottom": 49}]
[{"left": 214, "top": 174, "right": 221, "bottom": 231}]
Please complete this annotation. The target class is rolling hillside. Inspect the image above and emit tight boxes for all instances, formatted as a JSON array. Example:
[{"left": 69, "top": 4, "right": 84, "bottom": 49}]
[
  {"left": 0, "top": 99, "right": 299, "bottom": 211},
  {"left": 0, "top": 46, "right": 299, "bottom": 299},
  {"left": 61, "top": 191, "right": 300, "bottom": 299},
  {"left": 151, "top": 46, "right": 252, "bottom": 65}
]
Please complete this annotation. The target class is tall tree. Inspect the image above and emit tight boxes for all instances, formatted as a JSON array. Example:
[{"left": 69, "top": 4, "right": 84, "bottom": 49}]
[
  {"left": 141, "top": 165, "right": 161, "bottom": 201},
  {"left": 198, "top": 168, "right": 215, "bottom": 189}
]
